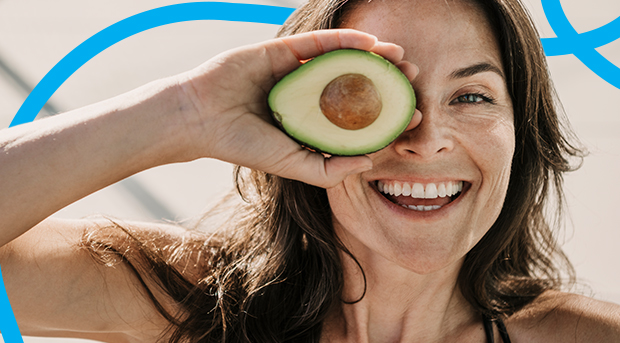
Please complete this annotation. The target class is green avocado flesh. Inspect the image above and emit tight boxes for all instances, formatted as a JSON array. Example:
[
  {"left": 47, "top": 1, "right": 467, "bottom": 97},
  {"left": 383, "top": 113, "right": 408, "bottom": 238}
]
[{"left": 268, "top": 49, "right": 416, "bottom": 156}]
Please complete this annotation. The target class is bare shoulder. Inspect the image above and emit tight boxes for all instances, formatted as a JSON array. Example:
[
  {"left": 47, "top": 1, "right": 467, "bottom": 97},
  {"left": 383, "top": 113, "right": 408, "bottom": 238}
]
[
  {"left": 0, "top": 217, "right": 202, "bottom": 342},
  {"left": 506, "top": 290, "right": 620, "bottom": 343}
]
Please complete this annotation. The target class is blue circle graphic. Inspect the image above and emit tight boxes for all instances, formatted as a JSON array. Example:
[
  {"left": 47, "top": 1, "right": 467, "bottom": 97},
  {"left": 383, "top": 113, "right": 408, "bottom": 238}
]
[
  {"left": 0, "top": 267, "right": 23, "bottom": 343},
  {"left": 540, "top": 0, "right": 620, "bottom": 89},
  {"left": 8, "top": 2, "right": 294, "bottom": 127}
]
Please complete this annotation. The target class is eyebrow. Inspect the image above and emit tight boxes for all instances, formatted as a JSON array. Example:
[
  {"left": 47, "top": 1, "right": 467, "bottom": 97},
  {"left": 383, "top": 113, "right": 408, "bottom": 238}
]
[{"left": 449, "top": 62, "right": 504, "bottom": 80}]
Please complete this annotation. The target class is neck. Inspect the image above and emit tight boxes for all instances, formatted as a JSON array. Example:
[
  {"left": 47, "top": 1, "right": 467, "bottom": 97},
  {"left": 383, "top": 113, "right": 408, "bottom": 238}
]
[{"left": 322, "top": 247, "right": 477, "bottom": 343}]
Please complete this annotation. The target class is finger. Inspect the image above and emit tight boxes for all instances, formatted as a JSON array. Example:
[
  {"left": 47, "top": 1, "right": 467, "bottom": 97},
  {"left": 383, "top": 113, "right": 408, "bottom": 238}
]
[
  {"left": 266, "top": 30, "right": 380, "bottom": 79},
  {"left": 213, "top": 113, "right": 370, "bottom": 189},
  {"left": 395, "top": 61, "right": 420, "bottom": 82},
  {"left": 279, "top": 29, "right": 378, "bottom": 60},
  {"left": 322, "top": 155, "right": 374, "bottom": 188},
  {"left": 286, "top": 153, "right": 373, "bottom": 188},
  {"left": 280, "top": 29, "right": 406, "bottom": 65},
  {"left": 369, "top": 41, "right": 405, "bottom": 64},
  {"left": 404, "top": 109, "right": 423, "bottom": 132}
]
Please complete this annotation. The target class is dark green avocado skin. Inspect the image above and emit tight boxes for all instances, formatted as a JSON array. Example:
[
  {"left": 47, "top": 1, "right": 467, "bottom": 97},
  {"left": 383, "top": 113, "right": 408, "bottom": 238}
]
[{"left": 268, "top": 49, "right": 416, "bottom": 156}]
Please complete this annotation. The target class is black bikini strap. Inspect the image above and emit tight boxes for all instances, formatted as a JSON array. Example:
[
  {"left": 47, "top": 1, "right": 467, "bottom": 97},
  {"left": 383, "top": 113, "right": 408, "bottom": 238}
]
[
  {"left": 482, "top": 314, "right": 495, "bottom": 343},
  {"left": 482, "top": 314, "right": 511, "bottom": 343},
  {"left": 495, "top": 317, "right": 512, "bottom": 343}
]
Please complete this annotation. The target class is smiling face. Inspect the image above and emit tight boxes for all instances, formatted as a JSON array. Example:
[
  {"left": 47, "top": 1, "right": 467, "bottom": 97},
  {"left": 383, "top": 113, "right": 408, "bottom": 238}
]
[{"left": 327, "top": 0, "right": 515, "bottom": 274}]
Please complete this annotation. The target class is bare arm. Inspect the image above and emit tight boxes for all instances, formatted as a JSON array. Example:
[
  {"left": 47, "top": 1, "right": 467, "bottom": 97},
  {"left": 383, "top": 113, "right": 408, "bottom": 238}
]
[
  {"left": 0, "top": 29, "right": 413, "bottom": 247},
  {"left": 0, "top": 80, "right": 186, "bottom": 248},
  {"left": 0, "top": 30, "right": 417, "bottom": 340},
  {"left": 0, "top": 218, "right": 175, "bottom": 342}
]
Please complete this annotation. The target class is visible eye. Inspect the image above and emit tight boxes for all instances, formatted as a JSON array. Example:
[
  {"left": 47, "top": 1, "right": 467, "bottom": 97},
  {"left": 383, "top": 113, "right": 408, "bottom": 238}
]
[{"left": 452, "top": 93, "right": 496, "bottom": 105}]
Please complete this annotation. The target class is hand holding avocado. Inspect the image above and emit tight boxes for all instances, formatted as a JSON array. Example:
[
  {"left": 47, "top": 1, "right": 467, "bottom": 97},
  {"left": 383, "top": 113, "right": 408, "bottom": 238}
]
[
  {"left": 178, "top": 29, "right": 419, "bottom": 188},
  {"left": 0, "top": 29, "right": 418, "bottom": 244}
]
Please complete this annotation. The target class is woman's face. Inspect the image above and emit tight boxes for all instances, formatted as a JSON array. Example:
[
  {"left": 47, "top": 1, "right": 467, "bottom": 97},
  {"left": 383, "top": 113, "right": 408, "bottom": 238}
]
[{"left": 327, "top": 0, "right": 515, "bottom": 274}]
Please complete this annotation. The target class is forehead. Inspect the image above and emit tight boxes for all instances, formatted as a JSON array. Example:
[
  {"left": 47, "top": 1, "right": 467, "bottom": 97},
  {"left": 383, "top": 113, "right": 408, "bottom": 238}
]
[{"left": 341, "top": 0, "right": 503, "bottom": 79}]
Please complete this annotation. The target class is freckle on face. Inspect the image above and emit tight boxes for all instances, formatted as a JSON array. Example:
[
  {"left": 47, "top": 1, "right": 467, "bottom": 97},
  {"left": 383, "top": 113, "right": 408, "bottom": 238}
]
[{"left": 327, "top": 0, "right": 515, "bottom": 275}]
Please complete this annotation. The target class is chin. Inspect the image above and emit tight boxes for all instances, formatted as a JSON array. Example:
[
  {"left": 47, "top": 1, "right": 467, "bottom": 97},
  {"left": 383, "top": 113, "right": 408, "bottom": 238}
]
[
  {"left": 334, "top": 220, "right": 470, "bottom": 277},
  {"left": 388, "top": 239, "right": 470, "bottom": 275}
]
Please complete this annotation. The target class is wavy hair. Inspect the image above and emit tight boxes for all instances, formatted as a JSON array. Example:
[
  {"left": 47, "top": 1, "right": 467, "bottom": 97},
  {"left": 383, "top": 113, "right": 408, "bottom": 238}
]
[{"left": 83, "top": 0, "right": 585, "bottom": 342}]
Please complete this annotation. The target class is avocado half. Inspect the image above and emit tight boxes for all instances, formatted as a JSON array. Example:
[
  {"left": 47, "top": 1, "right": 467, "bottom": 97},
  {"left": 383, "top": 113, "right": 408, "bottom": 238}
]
[{"left": 268, "top": 49, "right": 416, "bottom": 156}]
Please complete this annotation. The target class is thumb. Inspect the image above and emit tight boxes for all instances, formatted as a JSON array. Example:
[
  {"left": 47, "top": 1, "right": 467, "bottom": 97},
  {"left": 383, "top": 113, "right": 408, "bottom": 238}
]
[{"left": 322, "top": 155, "right": 373, "bottom": 188}]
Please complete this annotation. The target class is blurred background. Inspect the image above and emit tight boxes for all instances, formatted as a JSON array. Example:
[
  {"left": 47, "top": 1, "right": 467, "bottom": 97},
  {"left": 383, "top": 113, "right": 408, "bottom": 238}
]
[{"left": 0, "top": 0, "right": 618, "bottom": 342}]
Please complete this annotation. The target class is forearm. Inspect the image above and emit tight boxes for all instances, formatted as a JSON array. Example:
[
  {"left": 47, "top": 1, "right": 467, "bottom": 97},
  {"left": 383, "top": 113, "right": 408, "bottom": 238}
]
[
  {"left": 0, "top": 76, "right": 190, "bottom": 246},
  {"left": 0, "top": 29, "right": 403, "bottom": 246}
]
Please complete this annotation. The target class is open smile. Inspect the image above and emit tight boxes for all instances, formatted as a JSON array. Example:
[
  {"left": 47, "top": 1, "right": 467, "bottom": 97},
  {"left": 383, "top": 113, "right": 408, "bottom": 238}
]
[{"left": 374, "top": 180, "right": 469, "bottom": 211}]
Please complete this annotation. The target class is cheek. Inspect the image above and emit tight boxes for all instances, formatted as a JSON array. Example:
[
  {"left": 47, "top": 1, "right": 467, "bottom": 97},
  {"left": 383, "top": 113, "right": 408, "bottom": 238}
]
[
  {"left": 461, "top": 116, "right": 515, "bottom": 226},
  {"left": 326, "top": 180, "right": 356, "bottom": 229},
  {"left": 326, "top": 179, "right": 395, "bottom": 253},
  {"left": 479, "top": 118, "right": 515, "bottom": 188},
  {"left": 478, "top": 127, "right": 514, "bottom": 191},
  {"left": 326, "top": 185, "right": 350, "bottom": 222},
  {"left": 451, "top": 109, "right": 515, "bottom": 178},
  {"left": 326, "top": 177, "right": 371, "bottom": 227}
]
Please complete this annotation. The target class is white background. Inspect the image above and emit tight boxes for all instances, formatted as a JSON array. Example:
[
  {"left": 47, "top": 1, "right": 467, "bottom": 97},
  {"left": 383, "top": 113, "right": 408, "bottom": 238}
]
[{"left": 0, "top": 0, "right": 618, "bottom": 342}]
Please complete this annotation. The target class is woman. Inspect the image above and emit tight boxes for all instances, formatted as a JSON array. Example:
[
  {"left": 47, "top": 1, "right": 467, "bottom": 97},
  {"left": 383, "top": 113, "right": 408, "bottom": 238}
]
[{"left": 1, "top": 0, "right": 618, "bottom": 342}]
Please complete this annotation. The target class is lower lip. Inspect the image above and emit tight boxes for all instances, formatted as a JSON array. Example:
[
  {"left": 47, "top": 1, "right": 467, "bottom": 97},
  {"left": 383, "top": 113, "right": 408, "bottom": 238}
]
[{"left": 370, "top": 182, "right": 468, "bottom": 219}]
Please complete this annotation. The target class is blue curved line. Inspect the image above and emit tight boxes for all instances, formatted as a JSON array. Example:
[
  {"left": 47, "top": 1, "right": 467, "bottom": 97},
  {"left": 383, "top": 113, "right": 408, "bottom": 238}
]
[
  {"left": 542, "top": 0, "right": 578, "bottom": 35},
  {"left": 0, "top": 267, "right": 24, "bottom": 343},
  {"left": 542, "top": 0, "right": 620, "bottom": 89},
  {"left": 542, "top": 15, "right": 620, "bottom": 56},
  {"left": 575, "top": 46, "right": 620, "bottom": 89},
  {"left": 9, "top": 2, "right": 295, "bottom": 127}
]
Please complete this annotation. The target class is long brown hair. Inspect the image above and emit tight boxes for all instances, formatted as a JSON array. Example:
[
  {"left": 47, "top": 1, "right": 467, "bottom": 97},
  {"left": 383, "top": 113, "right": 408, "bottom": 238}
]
[{"left": 83, "top": 0, "right": 585, "bottom": 341}]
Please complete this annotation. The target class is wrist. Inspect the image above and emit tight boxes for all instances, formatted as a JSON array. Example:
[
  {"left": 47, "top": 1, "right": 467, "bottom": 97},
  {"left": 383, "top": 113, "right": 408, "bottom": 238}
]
[
  {"left": 116, "top": 75, "right": 204, "bottom": 166},
  {"left": 163, "top": 71, "right": 217, "bottom": 162}
]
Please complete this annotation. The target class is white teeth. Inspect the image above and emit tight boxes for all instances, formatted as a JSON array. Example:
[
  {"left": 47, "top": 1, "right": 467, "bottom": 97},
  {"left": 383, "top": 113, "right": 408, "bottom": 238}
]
[
  {"left": 402, "top": 183, "right": 412, "bottom": 196},
  {"left": 411, "top": 183, "right": 425, "bottom": 198},
  {"left": 393, "top": 182, "right": 402, "bottom": 197},
  {"left": 406, "top": 204, "right": 443, "bottom": 211},
  {"left": 450, "top": 181, "right": 463, "bottom": 196},
  {"left": 425, "top": 183, "right": 438, "bottom": 199},
  {"left": 378, "top": 180, "right": 464, "bottom": 199},
  {"left": 445, "top": 181, "right": 459, "bottom": 197},
  {"left": 437, "top": 183, "right": 447, "bottom": 197}
]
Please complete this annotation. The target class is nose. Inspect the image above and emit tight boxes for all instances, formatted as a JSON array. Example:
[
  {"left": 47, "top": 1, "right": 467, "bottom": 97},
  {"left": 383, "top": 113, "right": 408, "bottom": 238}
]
[{"left": 392, "top": 106, "right": 454, "bottom": 159}]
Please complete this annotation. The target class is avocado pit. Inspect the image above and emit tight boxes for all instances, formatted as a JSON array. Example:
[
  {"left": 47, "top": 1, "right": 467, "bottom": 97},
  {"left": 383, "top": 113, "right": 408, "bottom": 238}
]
[{"left": 319, "top": 73, "right": 382, "bottom": 130}]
